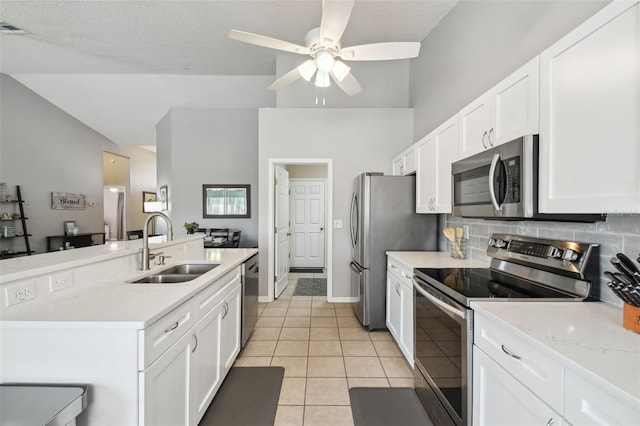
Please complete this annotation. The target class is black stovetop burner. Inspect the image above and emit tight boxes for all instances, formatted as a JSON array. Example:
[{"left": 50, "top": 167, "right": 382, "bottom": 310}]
[{"left": 414, "top": 267, "right": 576, "bottom": 305}]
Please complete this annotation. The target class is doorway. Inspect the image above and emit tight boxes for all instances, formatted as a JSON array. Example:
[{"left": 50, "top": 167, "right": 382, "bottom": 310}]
[
  {"left": 267, "top": 159, "right": 333, "bottom": 302},
  {"left": 103, "top": 186, "right": 126, "bottom": 240}
]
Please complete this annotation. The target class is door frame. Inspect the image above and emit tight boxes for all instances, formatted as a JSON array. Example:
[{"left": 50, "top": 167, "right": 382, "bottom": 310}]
[
  {"left": 289, "top": 178, "right": 327, "bottom": 269},
  {"left": 266, "top": 158, "right": 333, "bottom": 303}
]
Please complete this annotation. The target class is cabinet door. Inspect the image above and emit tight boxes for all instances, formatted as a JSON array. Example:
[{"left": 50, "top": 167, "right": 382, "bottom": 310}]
[
  {"left": 140, "top": 330, "right": 195, "bottom": 426},
  {"left": 459, "top": 91, "right": 491, "bottom": 158},
  {"left": 392, "top": 155, "right": 404, "bottom": 176},
  {"left": 432, "top": 115, "right": 459, "bottom": 213},
  {"left": 386, "top": 271, "right": 401, "bottom": 341},
  {"left": 399, "top": 280, "right": 414, "bottom": 367},
  {"left": 192, "top": 301, "right": 224, "bottom": 423},
  {"left": 220, "top": 282, "right": 242, "bottom": 373},
  {"left": 416, "top": 133, "right": 436, "bottom": 213},
  {"left": 491, "top": 56, "right": 539, "bottom": 146},
  {"left": 539, "top": 1, "right": 640, "bottom": 213},
  {"left": 473, "top": 347, "right": 561, "bottom": 426}
]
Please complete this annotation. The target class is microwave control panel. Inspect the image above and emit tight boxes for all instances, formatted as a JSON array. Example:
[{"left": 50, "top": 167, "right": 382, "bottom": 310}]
[{"left": 504, "top": 156, "right": 520, "bottom": 203}]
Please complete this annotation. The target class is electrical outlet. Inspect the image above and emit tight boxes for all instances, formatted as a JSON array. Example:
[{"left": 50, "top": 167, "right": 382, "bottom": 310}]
[
  {"left": 4, "top": 281, "right": 36, "bottom": 307},
  {"left": 49, "top": 271, "right": 73, "bottom": 292},
  {"left": 463, "top": 225, "right": 470, "bottom": 239},
  {"left": 333, "top": 219, "right": 343, "bottom": 229}
]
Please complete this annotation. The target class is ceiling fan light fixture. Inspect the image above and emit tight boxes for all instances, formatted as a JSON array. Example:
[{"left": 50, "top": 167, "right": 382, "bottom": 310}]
[
  {"left": 331, "top": 60, "right": 350, "bottom": 82},
  {"left": 298, "top": 60, "right": 317, "bottom": 81},
  {"left": 316, "top": 51, "right": 335, "bottom": 73},
  {"left": 315, "top": 71, "right": 330, "bottom": 88}
]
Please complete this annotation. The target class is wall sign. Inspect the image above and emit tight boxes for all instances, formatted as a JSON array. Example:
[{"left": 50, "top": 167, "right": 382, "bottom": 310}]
[{"left": 52, "top": 192, "right": 86, "bottom": 210}]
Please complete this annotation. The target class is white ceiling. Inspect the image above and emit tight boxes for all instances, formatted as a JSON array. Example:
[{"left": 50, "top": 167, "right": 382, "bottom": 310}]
[{"left": 0, "top": 0, "right": 458, "bottom": 145}]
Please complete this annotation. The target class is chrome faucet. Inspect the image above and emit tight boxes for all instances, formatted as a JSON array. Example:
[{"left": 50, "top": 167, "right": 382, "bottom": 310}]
[{"left": 141, "top": 212, "right": 174, "bottom": 270}]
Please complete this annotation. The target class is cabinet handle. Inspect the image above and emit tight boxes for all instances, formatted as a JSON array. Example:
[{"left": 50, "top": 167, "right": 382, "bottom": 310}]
[
  {"left": 192, "top": 334, "right": 198, "bottom": 353},
  {"left": 395, "top": 283, "right": 401, "bottom": 296},
  {"left": 501, "top": 344, "right": 521, "bottom": 360},
  {"left": 164, "top": 322, "right": 179, "bottom": 333},
  {"left": 222, "top": 301, "right": 229, "bottom": 319},
  {"left": 391, "top": 264, "right": 397, "bottom": 269},
  {"left": 481, "top": 130, "right": 488, "bottom": 149},
  {"left": 545, "top": 419, "right": 554, "bottom": 426},
  {"left": 403, "top": 273, "right": 411, "bottom": 279},
  {"left": 488, "top": 128, "right": 494, "bottom": 146}
]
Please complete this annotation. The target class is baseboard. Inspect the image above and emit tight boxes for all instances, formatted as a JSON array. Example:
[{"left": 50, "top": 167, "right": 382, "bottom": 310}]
[{"left": 328, "top": 296, "right": 357, "bottom": 303}]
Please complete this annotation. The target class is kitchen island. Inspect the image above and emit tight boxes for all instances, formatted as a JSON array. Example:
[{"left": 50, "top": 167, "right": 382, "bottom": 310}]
[{"left": 0, "top": 234, "right": 258, "bottom": 425}]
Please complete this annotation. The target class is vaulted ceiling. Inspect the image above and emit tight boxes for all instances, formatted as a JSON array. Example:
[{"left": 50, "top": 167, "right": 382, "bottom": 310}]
[{"left": 0, "top": 0, "right": 458, "bottom": 146}]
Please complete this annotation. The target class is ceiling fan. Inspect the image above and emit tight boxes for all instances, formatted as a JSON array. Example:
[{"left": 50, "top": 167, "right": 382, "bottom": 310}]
[{"left": 228, "top": 0, "right": 421, "bottom": 96}]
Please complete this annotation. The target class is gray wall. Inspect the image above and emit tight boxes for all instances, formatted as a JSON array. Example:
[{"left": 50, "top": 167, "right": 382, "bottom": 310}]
[
  {"left": 0, "top": 74, "right": 157, "bottom": 254},
  {"left": 0, "top": 74, "right": 105, "bottom": 254},
  {"left": 155, "top": 108, "right": 259, "bottom": 247},
  {"left": 408, "top": 0, "right": 638, "bottom": 305},
  {"left": 410, "top": 0, "right": 609, "bottom": 139},
  {"left": 258, "top": 108, "right": 414, "bottom": 299}
]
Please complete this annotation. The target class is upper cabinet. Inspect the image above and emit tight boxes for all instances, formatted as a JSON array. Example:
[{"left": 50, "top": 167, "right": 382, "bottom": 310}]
[
  {"left": 459, "top": 57, "right": 540, "bottom": 159},
  {"left": 392, "top": 144, "right": 417, "bottom": 176},
  {"left": 416, "top": 115, "right": 459, "bottom": 213},
  {"left": 539, "top": 0, "right": 640, "bottom": 214}
]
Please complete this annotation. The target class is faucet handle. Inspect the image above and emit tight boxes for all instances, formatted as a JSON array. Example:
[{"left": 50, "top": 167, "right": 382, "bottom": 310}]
[{"left": 155, "top": 254, "right": 172, "bottom": 265}]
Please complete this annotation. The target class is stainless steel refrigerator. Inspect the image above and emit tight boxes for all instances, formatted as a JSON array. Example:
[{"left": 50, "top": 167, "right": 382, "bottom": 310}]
[{"left": 350, "top": 173, "right": 438, "bottom": 330}]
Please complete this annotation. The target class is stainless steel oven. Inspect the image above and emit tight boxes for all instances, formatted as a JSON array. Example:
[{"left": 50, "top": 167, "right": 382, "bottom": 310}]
[{"left": 412, "top": 234, "right": 599, "bottom": 425}]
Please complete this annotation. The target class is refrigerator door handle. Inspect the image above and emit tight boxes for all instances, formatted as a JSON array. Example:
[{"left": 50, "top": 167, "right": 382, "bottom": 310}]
[
  {"left": 350, "top": 261, "right": 363, "bottom": 274},
  {"left": 349, "top": 192, "right": 359, "bottom": 248}
]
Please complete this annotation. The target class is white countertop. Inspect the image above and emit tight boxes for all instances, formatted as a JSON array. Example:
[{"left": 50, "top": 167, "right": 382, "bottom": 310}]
[
  {"left": 0, "top": 236, "right": 257, "bottom": 328},
  {"left": 471, "top": 301, "right": 640, "bottom": 402},
  {"left": 386, "top": 251, "right": 490, "bottom": 269}
]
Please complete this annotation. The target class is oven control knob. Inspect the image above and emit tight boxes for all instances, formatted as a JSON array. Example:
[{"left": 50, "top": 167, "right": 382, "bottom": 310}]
[
  {"left": 562, "top": 249, "right": 579, "bottom": 261},
  {"left": 549, "top": 247, "right": 563, "bottom": 258},
  {"left": 488, "top": 238, "right": 496, "bottom": 247}
]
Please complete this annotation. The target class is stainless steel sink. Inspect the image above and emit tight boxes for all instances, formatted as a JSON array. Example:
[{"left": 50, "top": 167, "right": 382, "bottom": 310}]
[
  {"left": 128, "top": 263, "right": 220, "bottom": 284},
  {"left": 159, "top": 263, "right": 219, "bottom": 275}
]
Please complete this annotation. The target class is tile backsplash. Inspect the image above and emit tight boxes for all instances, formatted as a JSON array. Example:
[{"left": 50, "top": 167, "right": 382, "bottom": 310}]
[{"left": 443, "top": 214, "right": 640, "bottom": 306}]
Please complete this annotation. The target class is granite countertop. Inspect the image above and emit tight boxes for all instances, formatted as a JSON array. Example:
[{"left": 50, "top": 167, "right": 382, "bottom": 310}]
[
  {"left": 386, "top": 251, "right": 490, "bottom": 269},
  {"left": 0, "top": 235, "right": 257, "bottom": 328},
  {"left": 471, "top": 301, "right": 640, "bottom": 402}
]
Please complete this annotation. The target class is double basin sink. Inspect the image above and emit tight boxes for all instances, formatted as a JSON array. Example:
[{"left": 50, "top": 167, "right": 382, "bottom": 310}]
[{"left": 129, "top": 263, "right": 220, "bottom": 284}]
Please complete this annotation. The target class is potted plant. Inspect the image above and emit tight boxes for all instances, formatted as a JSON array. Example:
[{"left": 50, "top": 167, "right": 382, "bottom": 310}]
[{"left": 184, "top": 221, "right": 199, "bottom": 234}]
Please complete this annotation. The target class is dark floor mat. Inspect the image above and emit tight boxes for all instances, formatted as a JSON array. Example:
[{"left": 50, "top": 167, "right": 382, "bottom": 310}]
[
  {"left": 199, "top": 367, "right": 284, "bottom": 426},
  {"left": 293, "top": 278, "right": 327, "bottom": 296},
  {"left": 290, "top": 267, "right": 324, "bottom": 273},
  {"left": 349, "top": 387, "right": 434, "bottom": 426}
]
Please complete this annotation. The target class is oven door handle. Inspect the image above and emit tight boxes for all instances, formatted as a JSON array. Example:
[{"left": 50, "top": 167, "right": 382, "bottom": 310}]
[
  {"left": 412, "top": 278, "right": 466, "bottom": 320},
  {"left": 488, "top": 153, "right": 503, "bottom": 212}
]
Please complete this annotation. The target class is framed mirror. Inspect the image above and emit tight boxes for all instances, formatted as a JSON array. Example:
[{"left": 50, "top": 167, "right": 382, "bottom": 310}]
[{"left": 202, "top": 184, "right": 250, "bottom": 218}]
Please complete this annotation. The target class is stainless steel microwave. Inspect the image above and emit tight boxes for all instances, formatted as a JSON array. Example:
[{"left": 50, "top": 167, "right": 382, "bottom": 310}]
[{"left": 451, "top": 135, "right": 605, "bottom": 222}]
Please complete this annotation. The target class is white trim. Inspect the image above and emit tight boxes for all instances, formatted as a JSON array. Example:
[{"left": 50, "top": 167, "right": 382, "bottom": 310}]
[
  {"left": 267, "top": 158, "right": 333, "bottom": 303},
  {"left": 330, "top": 297, "right": 358, "bottom": 303}
]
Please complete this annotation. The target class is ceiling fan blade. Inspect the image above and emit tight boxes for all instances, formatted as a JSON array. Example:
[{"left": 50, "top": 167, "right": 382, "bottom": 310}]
[
  {"left": 339, "top": 42, "right": 421, "bottom": 61},
  {"left": 319, "top": 0, "right": 354, "bottom": 46},
  {"left": 228, "top": 30, "right": 309, "bottom": 55},
  {"left": 331, "top": 71, "right": 362, "bottom": 96},
  {"left": 268, "top": 67, "right": 303, "bottom": 91}
]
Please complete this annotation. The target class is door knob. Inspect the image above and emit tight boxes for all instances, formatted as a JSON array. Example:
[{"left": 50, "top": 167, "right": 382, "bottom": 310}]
[{"left": 320, "top": 227, "right": 324, "bottom": 231}]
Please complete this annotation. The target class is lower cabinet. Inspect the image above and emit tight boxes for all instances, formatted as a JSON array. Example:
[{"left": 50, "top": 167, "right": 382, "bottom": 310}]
[
  {"left": 473, "top": 347, "right": 561, "bottom": 425},
  {"left": 386, "top": 257, "right": 414, "bottom": 367},
  {"left": 141, "top": 331, "right": 196, "bottom": 426},
  {"left": 140, "top": 267, "right": 242, "bottom": 425}
]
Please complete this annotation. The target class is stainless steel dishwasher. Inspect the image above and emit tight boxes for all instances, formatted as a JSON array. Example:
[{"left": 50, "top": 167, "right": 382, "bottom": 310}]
[{"left": 241, "top": 254, "right": 259, "bottom": 347}]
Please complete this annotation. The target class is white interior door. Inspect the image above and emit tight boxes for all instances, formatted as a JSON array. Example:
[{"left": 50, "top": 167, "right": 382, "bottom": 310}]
[
  {"left": 274, "top": 165, "right": 290, "bottom": 298},
  {"left": 290, "top": 180, "right": 325, "bottom": 269}
]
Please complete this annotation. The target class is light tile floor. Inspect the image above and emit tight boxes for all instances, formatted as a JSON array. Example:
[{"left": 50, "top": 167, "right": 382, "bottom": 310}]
[{"left": 233, "top": 272, "right": 414, "bottom": 426}]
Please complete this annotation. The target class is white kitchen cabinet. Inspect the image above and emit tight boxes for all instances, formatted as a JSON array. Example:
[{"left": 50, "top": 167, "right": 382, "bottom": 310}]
[
  {"left": 459, "top": 57, "right": 539, "bottom": 159},
  {"left": 473, "top": 347, "right": 562, "bottom": 426},
  {"left": 140, "top": 330, "right": 196, "bottom": 426},
  {"left": 416, "top": 115, "right": 459, "bottom": 213},
  {"left": 539, "top": 0, "right": 640, "bottom": 214},
  {"left": 192, "top": 269, "right": 242, "bottom": 424},
  {"left": 392, "top": 144, "right": 417, "bottom": 176},
  {"left": 386, "top": 256, "right": 414, "bottom": 366}
]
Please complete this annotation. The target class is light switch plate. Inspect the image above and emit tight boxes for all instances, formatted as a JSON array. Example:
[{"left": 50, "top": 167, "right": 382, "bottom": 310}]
[{"left": 333, "top": 219, "right": 343, "bottom": 229}]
